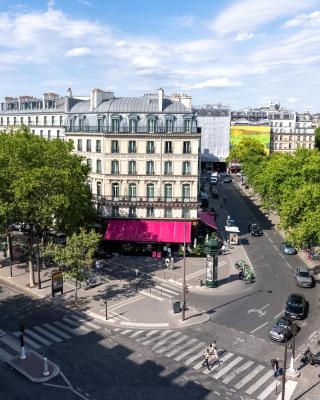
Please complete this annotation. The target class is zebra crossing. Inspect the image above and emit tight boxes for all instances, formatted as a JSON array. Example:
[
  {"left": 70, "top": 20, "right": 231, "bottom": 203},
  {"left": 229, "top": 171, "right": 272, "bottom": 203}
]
[
  {"left": 140, "top": 280, "right": 181, "bottom": 301},
  {"left": 0, "top": 315, "right": 102, "bottom": 361},
  {"left": 115, "top": 328, "right": 298, "bottom": 400}
]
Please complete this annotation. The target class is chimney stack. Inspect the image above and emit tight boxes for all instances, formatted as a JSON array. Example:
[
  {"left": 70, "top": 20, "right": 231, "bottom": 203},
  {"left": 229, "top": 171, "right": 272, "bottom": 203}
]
[{"left": 158, "top": 88, "right": 164, "bottom": 112}]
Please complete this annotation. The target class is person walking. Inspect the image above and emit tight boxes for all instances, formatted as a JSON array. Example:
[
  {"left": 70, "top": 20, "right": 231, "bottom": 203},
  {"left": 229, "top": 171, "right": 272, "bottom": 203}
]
[
  {"left": 209, "top": 342, "right": 219, "bottom": 362},
  {"left": 271, "top": 359, "right": 280, "bottom": 377},
  {"left": 202, "top": 349, "right": 210, "bottom": 370},
  {"left": 221, "top": 244, "right": 226, "bottom": 255}
]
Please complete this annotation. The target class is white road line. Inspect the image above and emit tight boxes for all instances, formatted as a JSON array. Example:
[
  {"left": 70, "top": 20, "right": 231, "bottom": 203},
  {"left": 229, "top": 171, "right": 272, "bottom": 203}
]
[
  {"left": 285, "top": 261, "right": 292, "bottom": 270},
  {"left": 246, "top": 370, "right": 274, "bottom": 394},
  {"left": 142, "top": 330, "right": 172, "bottom": 346},
  {"left": 212, "top": 356, "right": 243, "bottom": 379},
  {"left": 13, "top": 332, "right": 41, "bottom": 349},
  {"left": 234, "top": 365, "right": 265, "bottom": 389},
  {"left": 137, "top": 330, "right": 159, "bottom": 340},
  {"left": 203, "top": 352, "right": 234, "bottom": 375},
  {"left": 33, "top": 326, "right": 62, "bottom": 343},
  {"left": 184, "top": 348, "right": 205, "bottom": 366},
  {"left": 24, "top": 329, "right": 52, "bottom": 346},
  {"left": 151, "top": 332, "right": 180, "bottom": 350},
  {"left": 166, "top": 338, "right": 197, "bottom": 357},
  {"left": 175, "top": 342, "right": 204, "bottom": 361},
  {"left": 273, "top": 310, "right": 285, "bottom": 319},
  {"left": 129, "top": 330, "right": 145, "bottom": 338},
  {"left": 156, "top": 334, "right": 188, "bottom": 354},
  {"left": 222, "top": 360, "right": 254, "bottom": 384},
  {"left": 250, "top": 322, "right": 269, "bottom": 334},
  {"left": 63, "top": 317, "right": 92, "bottom": 333},
  {"left": 276, "top": 380, "right": 298, "bottom": 400},
  {"left": 0, "top": 347, "right": 12, "bottom": 361},
  {"left": 0, "top": 336, "right": 21, "bottom": 352},
  {"left": 53, "top": 321, "right": 84, "bottom": 336},
  {"left": 120, "top": 321, "right": 169, "bottom": 328},
  {"left": 108, "top": 295, "right": 143, "bottom": 311},
  {"left": 43, "top": 323, "right": 71, "bottom": 339},
  {"left": 272, "top": 244, "right": 278, "bottom": 251},
  {"left": 70, "top": 317, "right": 101, "bottom": 330},
  {"left": 279, "top": 254, "right": 285, "bottom": 260},
  {"left": 258, "top": 381, "right": 278, "bottom": 400},
  {"left": 120, "top": 329, "right": 132, "bottom": 335}
]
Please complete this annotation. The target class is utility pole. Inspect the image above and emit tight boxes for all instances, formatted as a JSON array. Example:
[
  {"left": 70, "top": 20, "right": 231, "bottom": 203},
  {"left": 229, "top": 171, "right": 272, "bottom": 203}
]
[
  {"left": 182, "top": 221, "right": 186, "bottom": 321},
  {"left": 281, "top": 317, "right": 291, "bottom": 400}
]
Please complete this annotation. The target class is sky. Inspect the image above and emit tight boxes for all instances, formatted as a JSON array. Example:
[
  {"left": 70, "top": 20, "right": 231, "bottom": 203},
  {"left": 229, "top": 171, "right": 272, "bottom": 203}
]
[{"left": 1, "top": 0, "right": 320, "bottom": 111}]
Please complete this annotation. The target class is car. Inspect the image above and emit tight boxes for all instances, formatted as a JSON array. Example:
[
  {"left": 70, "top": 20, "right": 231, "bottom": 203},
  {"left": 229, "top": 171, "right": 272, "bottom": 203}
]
[
  {"left": 250, "top": 224, "right": 263, "bottom": 236},
  {"left": 285, "top": 293, "right": 307, "bottom": 320},
  {"left": 294, "top": 265, "right": 313, "bottom": 288},
  {"left": 269, "top": 316, "right": 292, "bottom": 342},
  {"left": 210, "top": 177, "right": 218, "bottom": 185},
  {"left": 223, "top": 176, "right": 232, "bottom": 183},
  {"left": 236, "top": 172, "right": 242, "bottom": 177},
  {"left": 280, "top": 242, "right": 297, "bottom": 255}
]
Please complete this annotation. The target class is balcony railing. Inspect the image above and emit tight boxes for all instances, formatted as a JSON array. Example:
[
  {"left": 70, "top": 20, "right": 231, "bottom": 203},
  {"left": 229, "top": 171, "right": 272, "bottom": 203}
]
[
  {"left": 92, "top": 195, "right": 198, "bottom": 204},
  {"left": 65, "top": 126, "right": 200, "bottom": 134}
]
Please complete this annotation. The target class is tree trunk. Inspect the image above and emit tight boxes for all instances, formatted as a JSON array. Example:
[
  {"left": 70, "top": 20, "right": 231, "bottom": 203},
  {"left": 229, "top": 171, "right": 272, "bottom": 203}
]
[{"left": 29, "top": 256, "right": 35, "bottom": 287}]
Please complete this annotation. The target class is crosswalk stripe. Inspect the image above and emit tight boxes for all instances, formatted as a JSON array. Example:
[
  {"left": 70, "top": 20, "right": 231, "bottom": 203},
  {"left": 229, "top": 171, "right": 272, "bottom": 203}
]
[
  {"left": 257, "top": 381, "right": 278, "bottom": 400},
  {"left": 63, "top": 318, "right": 92, "bottom": 333},
  {"left": 152, "top": 332, "right": 181, "bottom": 350},
  {"left": 13, "top": 332, "right": 41, "bottom": 349},
  {"left": 194, "top": 357, "right": 208, "bottom": 370},
  {"left": 202, "top": 352, "right": 234, "bottom": 375},
  {"left": 137, "top": 330, "right": 159, "bottom": 341},
  {"left": 113, "top": 328, "right": 120, "bottom": 331},
  {"left": 129, "top": 330, "right": 145, "bottom": 338},
  {"left": 246, "top": 370, "right": 274, "bottom": 394},
  {"left": 0, "top": 347, "right": 12, "bottom": 361},
  {"left": 70, "top": 316, "right": 101, "bottom": 330},
  {"left": 185, "top": 349, "right": 205, "bottom": 366},
  {"left": 276, "top": 380, "right": 298, "bottom": 400},
  {"left": 222, "top": 360, "right": 254, "bottom": 384},
  {"left": 234, "top": 365, "right": 265, "bottom": 389},
  {"left": 166, "top": 338, "right": 197, "bottom": 357},
  {"left": 142, "top": 330, "right": 172, "bottom": 345},
  {"left": 53, "top": 321, "right": 84, "bottom": 336},
  {"left": 212, "top": 356, "right": 243, "bottom": 379},
  {"left": 43, "top": 323, "right": 71, "bottom": 339},
  {"left": 156, "top": 334, "right": 188, "bottom": 354},
  {"left": 0, "top": 336, "right": 21, "bottom": 352},
  {"left": 175, "top": 342, "right": 204, "bottom": 361},
  {"left": 120, "top": 329, "right": 132, "bottom": 335},
  {"left": 156, "top": 285, "right": 179, "bottom": 296},
  {"left": 33, "top": 326, "right": 62, "bottom": 343},
  {"left": 24, "top": 329, "right": 52, "bottom": 346}
]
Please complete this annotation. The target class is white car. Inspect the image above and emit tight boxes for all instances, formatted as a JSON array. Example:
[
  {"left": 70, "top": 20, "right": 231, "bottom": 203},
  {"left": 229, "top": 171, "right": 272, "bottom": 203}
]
[{"left": 236, "top": 172, "right": 242, "bottom": 177}]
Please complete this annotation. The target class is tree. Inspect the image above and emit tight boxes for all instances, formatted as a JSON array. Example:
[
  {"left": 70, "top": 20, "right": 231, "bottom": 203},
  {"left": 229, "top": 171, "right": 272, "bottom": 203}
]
[
  {"left": 45, "top": 228, "right": 100, "bottom": 304},
  {"left": 315, "top": 127, "right": 320, "bottom": 149},
  {"left": 0, "top": 128, "right": 96, "bottom": 287}
]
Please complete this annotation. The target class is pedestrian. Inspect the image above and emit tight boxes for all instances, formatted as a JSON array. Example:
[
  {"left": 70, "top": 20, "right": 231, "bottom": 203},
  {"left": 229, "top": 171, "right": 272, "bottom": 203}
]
[
  {"left": 221, "top": 244, "right": 226, "bottom": 255},
  {"left": 165, "top": 258, "right": 170, "bottom": 269},
  {"left": 202, "top": 349, "right": 210, "bottom": 370},
  {"left": 209, "top": 342, "right": 218, "bottom": 359},
  {"left": 271, "top": 359, "right": 280, "bottom": 377}
]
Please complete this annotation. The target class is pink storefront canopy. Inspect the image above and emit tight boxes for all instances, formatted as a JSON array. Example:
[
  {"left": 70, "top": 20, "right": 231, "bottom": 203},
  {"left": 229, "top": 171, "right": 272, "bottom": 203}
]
[
  {"left": 198, "top": 211, "right": 217, "bottom": 230},
  {"left": 104, "top": 220, "right": 192, "bottom": 244}
]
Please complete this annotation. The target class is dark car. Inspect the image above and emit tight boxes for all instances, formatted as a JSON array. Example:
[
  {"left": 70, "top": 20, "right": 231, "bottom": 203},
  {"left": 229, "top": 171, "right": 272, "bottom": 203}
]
[
  {"left": 223, "top": 176, "right": 232, "bottom": 183},
  {"left": 250, "top": 224, "right": 263, "bottom": 236},
  {"left": 269, "top": 316, "right": 292, "bottom": 342},
  {"left": 285, "top": 293, "right": 307, "bottom": 320},
  {"left": 280, "top": 242, "right": 297, "bottom": 255}
]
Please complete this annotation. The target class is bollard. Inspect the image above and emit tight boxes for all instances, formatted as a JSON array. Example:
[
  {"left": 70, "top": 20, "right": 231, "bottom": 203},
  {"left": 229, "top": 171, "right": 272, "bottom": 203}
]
[
  {"left": 43, "top": 357, "right": 50, "bottom": 376},
  {"left": 20, "top": 345, "right": 26, "bottom": 360},
  {"left": 275, "top": 381, "right": 278, "bottom": 395},
  {"left": 161, "top": 288, "right": 162, "bottom": 298}
]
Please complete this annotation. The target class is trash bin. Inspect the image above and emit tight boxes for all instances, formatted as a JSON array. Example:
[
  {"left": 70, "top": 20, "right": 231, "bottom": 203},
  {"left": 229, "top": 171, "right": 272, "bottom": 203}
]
[{"left": 173, "top": 301, "right": 181, "bottom": 314}]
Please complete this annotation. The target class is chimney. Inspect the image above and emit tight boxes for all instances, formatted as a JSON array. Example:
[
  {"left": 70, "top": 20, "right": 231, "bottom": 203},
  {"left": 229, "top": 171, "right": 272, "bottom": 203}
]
[
  {"left": 67, "top": 87, "right": 73, "bottom": 97},
  {"left": 158, "top": 88, "right": 164, "bottom": 112},
  {"left": 90, "top": 88, "right": 103, "bottom": 111}
]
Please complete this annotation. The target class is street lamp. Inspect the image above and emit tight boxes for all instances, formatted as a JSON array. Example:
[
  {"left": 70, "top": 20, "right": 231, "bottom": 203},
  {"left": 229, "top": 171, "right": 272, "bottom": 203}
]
[
  {"left": 182, "top": 221, "right": 187, "bottom": 321},
  {"left": 204, "top": 235, "right": 219, "bottom": 288}
]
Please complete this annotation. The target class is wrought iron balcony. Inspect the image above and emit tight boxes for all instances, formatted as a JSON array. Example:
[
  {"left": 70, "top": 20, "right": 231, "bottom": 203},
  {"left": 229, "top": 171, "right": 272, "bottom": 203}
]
[
  {"left": 92, "top": 194, "right": 198, "bottom": 205},
  {"left": 65, "top": 126, "right": 201, "bottom": 134}
]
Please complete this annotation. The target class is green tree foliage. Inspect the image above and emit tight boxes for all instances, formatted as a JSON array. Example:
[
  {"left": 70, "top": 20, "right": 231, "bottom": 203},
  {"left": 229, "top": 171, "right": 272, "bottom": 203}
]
[{"left": 315, "top": 127, "right": 320, "bottom": 149}]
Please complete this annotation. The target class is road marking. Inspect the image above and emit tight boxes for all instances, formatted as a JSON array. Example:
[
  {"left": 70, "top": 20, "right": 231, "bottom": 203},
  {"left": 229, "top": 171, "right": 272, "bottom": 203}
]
[
  {"left": 53, "top": 321, "right": 84, "bottom": 336},
  {"left": 234, "top": 365, "right": 265, "bottom": 389},
  {"left": 212, "top": 356, "right": 243, "bottom": 379},
  {"left": 0, "top": 329, "right": 6, "bottom": 337},
  {"left": 285, "top": 261, "right": 292, "bottom": 270},
  {"left": 120, "top": 321, "right": 169, "bottom": 328},
  {"left": 273, "top": 310, "right": 285, "bottom": 319},
  {"left": 175, "top": 342, "right": 204, "bottom": 361},
  {"left": 120, "top": 329, "right": 132, "bottom": 335},
  {"left": 0, "top": 347, "right": 12, "bottom": 361},
  {"left": 33, "top": 326, "right": 62, "bottom": 343},
  {"left": 203, "top": 352, "right": 234, "bottom": 375},
  {"left": 142, "top": 330, "right": 172, "bottom": 345},
  {"left": 13, "top": 331, "right": 41, "bottom": 349},
  {"left": 156, "top": 334, "right": 188, "bottom": 354},
  {"left": 272, "top": 244, "right": 278, "bottom": 251},
  {"left": 250, "top": 322, "right": 269, "bottom": 334},
  {"left": 152, "top": 332, "right": 180, "bottom": 350},
  {"left": 247, "top": 303, "right": 270, "bottom": 317},
  {"left": 184, "top": 348, "right": 205, "bottom": 366},
  {"left": 71, "top": 317, "right": 101, "bottom": 330},
  {"left": 24, "top": 329, "right": 52, "bottom": 346},
  {"left": 246, "top": 370, "right": 274, "bottom": 394},
  {"left": 0, "top": 335, "right": 21, "bottom": 352},
  {"left": 279, "top": 253, "right": 285, "bottom": 260},
  {"left": 222, "top": 360, "right": 254, "bottom": 384},
  {"left": 276, "top": 380, "right": 298, "bottom": 400},
  {"left": 43, "top": 323, "right": 71, "bottom": 339},
  {"left": 63, "top": 318, "right": 92, "bottom": 333},
  {"left": 108, "top": 295, "right": 144, "bottom": 311},
  {"left": 258, "top": 381, "right": 278, "bottom": 400},
  {"left": 166, "top": 338, "right": 197, "bottom": 357},
  {"left": 129, "top": 330, "right": 145, "bottom": 338}
]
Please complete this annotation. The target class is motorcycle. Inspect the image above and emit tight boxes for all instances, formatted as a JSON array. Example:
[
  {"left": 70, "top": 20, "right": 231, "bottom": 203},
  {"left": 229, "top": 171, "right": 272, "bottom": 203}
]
[{"left": 300, "top": 347, "right": 320, "bottom": 366}]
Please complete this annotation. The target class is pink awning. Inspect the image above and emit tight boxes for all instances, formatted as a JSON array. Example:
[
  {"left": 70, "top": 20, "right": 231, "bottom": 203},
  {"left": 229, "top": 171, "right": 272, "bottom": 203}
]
[
  {"left": 198, "top": 211, "right": 217, "bottom": 230},
  {"left": 104, "top": 220, "right": 192, "bottom": 243}
]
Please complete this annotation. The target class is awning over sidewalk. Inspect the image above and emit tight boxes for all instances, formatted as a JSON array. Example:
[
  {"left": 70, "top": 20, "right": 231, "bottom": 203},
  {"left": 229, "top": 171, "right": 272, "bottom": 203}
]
[
  {"left": 104, "top": 219, "right": 192, "bottom": 243},
  {"left": 198, "top": 211, "right": 217, "bottom": 230}
]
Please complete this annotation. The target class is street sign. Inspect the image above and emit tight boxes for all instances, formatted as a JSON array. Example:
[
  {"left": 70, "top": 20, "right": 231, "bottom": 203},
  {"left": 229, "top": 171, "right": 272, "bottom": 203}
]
[{"left": 51, "top": 271, "right": 63, "bottom": 297}]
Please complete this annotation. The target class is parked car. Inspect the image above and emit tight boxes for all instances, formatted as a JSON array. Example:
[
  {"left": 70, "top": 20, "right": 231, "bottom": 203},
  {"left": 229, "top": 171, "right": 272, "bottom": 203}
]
[
  {"left": 211, "top": 177, "right": 218, "bottom": 185},
  {"left": 223, "top": 176, "right": 232, "bottom": 183},
  {"left": 294, "top": 265, "right": 313, "bottom": 288},
  {"left": 250, "top": 224, "right": 263, "bottom": 236},
  {"left": 280, "top": 242, "right": 297, "bottom": 255},
  {"left": 285, "top": 293, "right": 307, "bottom": 320},
  {"left": 48, "top": 231, "right": 66, "bottom": 246},
  {"left": 269, "top": 316, "right": 292, "bottom": 342}
]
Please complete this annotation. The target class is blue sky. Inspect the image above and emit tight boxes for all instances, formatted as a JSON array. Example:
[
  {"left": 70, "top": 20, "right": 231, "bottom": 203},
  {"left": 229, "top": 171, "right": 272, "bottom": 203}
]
[{"left": 1, "top": 0, "right": 320, "bottom": 110}]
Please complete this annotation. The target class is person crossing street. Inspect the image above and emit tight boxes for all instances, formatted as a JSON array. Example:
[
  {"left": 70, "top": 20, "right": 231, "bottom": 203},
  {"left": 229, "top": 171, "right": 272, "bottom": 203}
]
[{"left": 202, "top": 348, "right": 210, "bottom": 370}]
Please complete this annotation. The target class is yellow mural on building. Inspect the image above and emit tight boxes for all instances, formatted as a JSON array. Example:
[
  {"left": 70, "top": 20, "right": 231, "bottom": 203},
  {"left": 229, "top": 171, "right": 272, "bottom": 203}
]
[{"left": 230, "top": 125, "right": 271, "bottom": 154}]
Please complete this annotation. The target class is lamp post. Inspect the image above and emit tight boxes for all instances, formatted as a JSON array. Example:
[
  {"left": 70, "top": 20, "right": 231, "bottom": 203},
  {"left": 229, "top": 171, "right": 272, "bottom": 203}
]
[
  {"left": 204, "top": 235, "right": 219, "bottom": 288},
  {"left": 182, "top": 221, "right": 187, "bottom": 321},
  {"left": 287, "top": 321, "right": 300, "bottom": 379}
]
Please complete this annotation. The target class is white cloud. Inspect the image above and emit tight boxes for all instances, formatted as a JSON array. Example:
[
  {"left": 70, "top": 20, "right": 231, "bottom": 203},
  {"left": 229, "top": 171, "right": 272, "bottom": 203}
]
[
  {"left": 65, "top": 47, "right": 91, "bottom": 57},
  {"left": 283, "top": 10, "right": 320, "bottom": 28},
  {"left": 209, "top": 0, "right": 314, "bottom": 35},
  {"left": 287, "top": 97, "right": 301, "bottom": 103},
  {"left": 132, "top": 56, "right": 159, "bottom": 68},
  {"left": 78, "top": 0, "right": 92, "bottom": 6},
  {"left": 236, "top": 32, "right": 254, "bottom": 41},
  {"left": 191, "top": 78, "right": 242, "bottom": 89}
]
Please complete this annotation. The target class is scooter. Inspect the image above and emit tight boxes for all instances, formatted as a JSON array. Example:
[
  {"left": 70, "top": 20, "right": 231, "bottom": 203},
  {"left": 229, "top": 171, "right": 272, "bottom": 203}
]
[{"left": 300, "top": 347, "right": 320, "bottom": 366}]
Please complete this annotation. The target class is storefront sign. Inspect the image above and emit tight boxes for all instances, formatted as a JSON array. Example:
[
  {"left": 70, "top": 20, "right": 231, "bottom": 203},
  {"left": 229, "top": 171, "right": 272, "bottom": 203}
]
[{"left": 51, "top": 271, "right": 63, "bottom": 297}]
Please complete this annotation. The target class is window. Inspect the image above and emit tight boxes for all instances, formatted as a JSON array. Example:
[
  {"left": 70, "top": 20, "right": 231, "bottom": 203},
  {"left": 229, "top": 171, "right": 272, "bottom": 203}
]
[
  {"left": 182, "top": 184, "right": 190, "bottom": 201},
  {"left": 182, "top": 208, "right": 190, "bottom": 218},
  {"left": 146, "top": 161, "right": 154, "bottom": 175},
  {"left": 128, "top": 160, "right": 136, "bottom": 175},
  {"left": 297, "top": 136, "right": 300, "bottom": 141},
  {"left": 112, "top": 206, "right": 119, "bottom": 217},
  {"left": 111, "top": 119, "right": 119, "bottom": 133},
  {"left": 32, "top": 129, "right": 35, "bottom": 134},
  {"left": 36, "top": 116, "right": 39, "bottom": 126},
  {"left": 7, "top": 117, "right": 9, "bottom": 125},
  {"left": 147, "top": 119, "right": 156, "bottom": 133},
  {"left": 303, "top": 136, "right": 306, "bottom": 141},
  {"left": 183, "top": 141, "right": 191, "bottom": 154},
  {"left": 289, "top": 122, "right": 292, "bottom": 127},
  {"left": 129, "top": 207, "right": 136, "bottom": 217},
  {"left": 86, "top": 139, "right": 91, "bottom": 152},
  {"left": 87, "top": 159, "right": 92, "bottom": 169},
  {"left": 20, "top": 117, "right": 24, "bottom": 125},
  {"left": 165, "top": 119, "right": 173, "bottom": 133},
  {"left": 146, "top": 183, "right": 154, "bottom": 201},
  {"left": 112, "top": 183, "right": 119, "bottom": 200},
  {"left": 289, "top": 135, "right": 292, "bottom": 141},
  {"left": 164, "top": 184, "right": 172, "bottom": 201},
  {"left": 59, "top": 116, "right": 63, "bottom": 126},
  {"left": 309, "top": 143, "right": 312, "bottom": 149},
  {"left": 129, "top": 119, "right": 137, "bottom": 133},
  {"left": 44, "top": 116, "right": 47, "bottom": 126},
  {"left": 146, "top": 207, "right": 154, "bottom": 218},
  {"left": 96, "top": 181, "right": 102, "bottom": 197},
  {"left": 184, "top": 119, "right": 191, "bottom": 133},
  {"left": 111, "top": 160, "right": 119, "bottom": 175},
  {"left": 146, "top": 141, "right": 155, "bottom": 154},
  {"left": 51, "top": 116, "right": 55, "bottom": 126},
  {"left": 77, "top": 139, "right": 82, "bottom": 151},
  {"left": 279, "top": 122, "right": 283, "bottom": 127},
  {"left": 40, "top": 130, "right": 43, "bottom": 137},
  {"left": 164, "top": 161, "right": 172, "bottom": 175},
  {"left": 28, "top": 117, "right": 31, "bottom": 125},
  {"left": 288, "top": 143, "right": 292, "bottom": 150},
  {"left": 128, "top": 140, "right": 136, "bottom": 153},
  {"left": 96, "top": 140, "right": 101, "bottom": 153},
  {"left": 79, "top": 119, "right": 84, "bottom": 131},
  {"left": 57, "top": 130, "right": 60, "bottom": 139},
  {"left": 96, "top": 159, "right": 102, "bottom": 173},
  {"left": 14, "top": 117, "right": 16, "bottom": 125},
  {"left": 165, "top": 141, "right": 172, "bottom": 154},
  {"left": 182, "top": 161, "right": 191, "bottom": 175},
  {"left": 111, "top": 140, "right": 119, "bottom": 153},
  {"left": 97, "top": 119, "right": 103, "bottom": 132},
  {"left": 164, "top": 208, "right": 172, "bottom": 218},
  {"left": 48, "top": 130, "right": 51, "bottom": 139},
  {"left": 87, "top": 181, "right": 92, "bottom": 192},
  {"left": 128, "top": 183, "right": 137, "bottom": 200}
]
